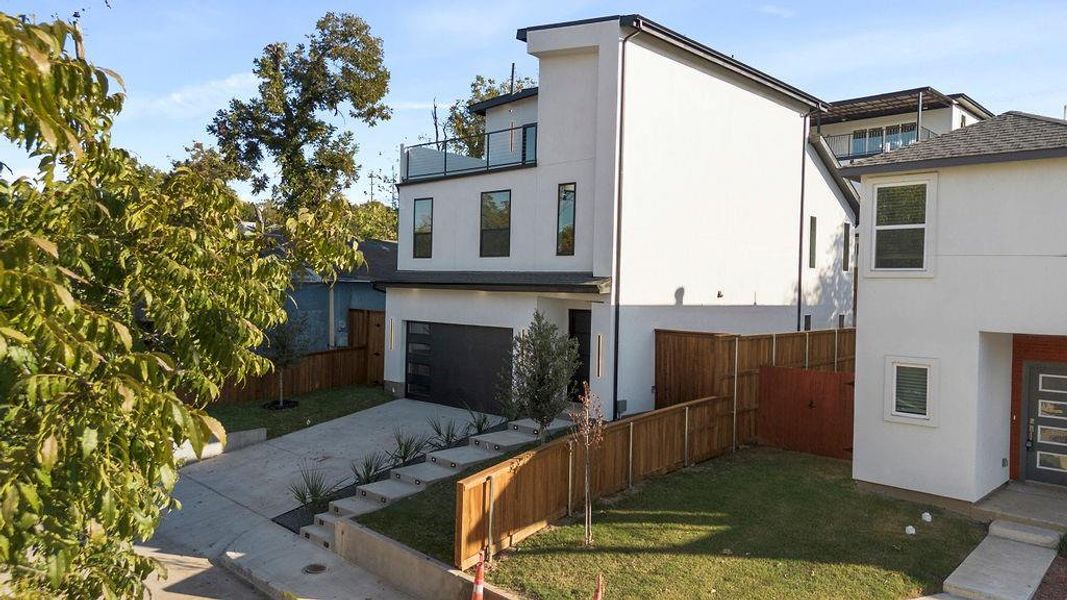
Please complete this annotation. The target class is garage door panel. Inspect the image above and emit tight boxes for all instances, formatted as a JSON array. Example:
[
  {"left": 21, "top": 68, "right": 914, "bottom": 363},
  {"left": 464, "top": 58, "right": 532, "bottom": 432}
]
[{"left": 405, "top": 321, "right": 512, "bottom": 413}]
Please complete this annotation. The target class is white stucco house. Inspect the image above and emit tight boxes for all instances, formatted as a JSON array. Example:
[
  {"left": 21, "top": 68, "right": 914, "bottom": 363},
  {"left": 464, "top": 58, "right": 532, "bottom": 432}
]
[
  {"left": 380, "top": 15, "right": 857, "bottom": 418},
  {"left": 840, "top": 112, "right": 1067, "bottom": 502}
]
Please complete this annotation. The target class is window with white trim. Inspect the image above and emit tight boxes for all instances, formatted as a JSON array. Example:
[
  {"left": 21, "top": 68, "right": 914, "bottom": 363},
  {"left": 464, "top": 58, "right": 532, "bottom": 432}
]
[
  {"left": 884, "top": 356, "right": 938, "bottom": 426},
  {"left": 873, "top": 184, "right": 927, "bottom": 270}
]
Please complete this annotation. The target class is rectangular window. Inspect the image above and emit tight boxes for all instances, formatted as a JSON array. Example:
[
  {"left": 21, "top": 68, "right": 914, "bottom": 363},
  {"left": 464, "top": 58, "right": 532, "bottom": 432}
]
[
  {"left": 480, "top": 190, "right": 511, "bottom": 257},
  {"left": 842, "top": 222, "right": 851, "bottom": 271},
  {"left": 894, "top": 364, "right": 929, "bottom": 417},
  {"left": 808, "top": 216, "right": 817, "bottom": 268},
  {"left": 874, "top": 184, "right": 927, "bottom": 270},
  {"left": 412, "top": 198, "right": 432, "bottom": 259},
  {"left": 850, "top": 130, "right": 867, "bottom": 156},
  {"left": 803, "top": 315, "right": 812, "bottom": 331},
  {"left": 838, "top": 314, "right": 846, "bottom": 329},
  {"left": 867, "top": 127, "right": 884, "bottom": 154},
  {"left": 556, "top": 183, "right": 576, "bottom": 256},
  {"left": 900, "top": 122, "right": 917, "bottom": 145}
]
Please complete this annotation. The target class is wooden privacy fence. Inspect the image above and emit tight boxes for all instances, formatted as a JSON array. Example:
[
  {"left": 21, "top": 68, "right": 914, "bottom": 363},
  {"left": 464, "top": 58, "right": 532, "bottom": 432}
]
[
  {"left": 215, "top": 309, "right": 385, "bottom": 404},
  {"left": 654, "top": 328, "right": 856, "bottom": 443},
  {"left": 758, "top": 366, "right": 855, "bottom": 460},
  {"left": 453, "top": 395, "right": 732, "bottom": 570}
]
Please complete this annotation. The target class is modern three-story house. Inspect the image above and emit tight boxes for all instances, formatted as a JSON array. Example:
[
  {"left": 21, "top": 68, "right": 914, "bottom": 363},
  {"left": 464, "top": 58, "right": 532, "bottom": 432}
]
[{"left": 381, "top": 15, "right": 858, "bottom": 418}]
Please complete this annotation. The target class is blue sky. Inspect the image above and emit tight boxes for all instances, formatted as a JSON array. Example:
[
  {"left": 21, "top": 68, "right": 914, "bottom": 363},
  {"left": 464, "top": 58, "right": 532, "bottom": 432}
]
[{"left": 4, "top": 0, "right": 1067, "bottom": 203}]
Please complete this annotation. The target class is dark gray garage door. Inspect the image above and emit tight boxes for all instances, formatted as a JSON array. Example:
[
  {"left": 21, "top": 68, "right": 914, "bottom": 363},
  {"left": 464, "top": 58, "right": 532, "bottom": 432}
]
[{"left": 405, "top": 321, "right": 513, "bottom": 413}]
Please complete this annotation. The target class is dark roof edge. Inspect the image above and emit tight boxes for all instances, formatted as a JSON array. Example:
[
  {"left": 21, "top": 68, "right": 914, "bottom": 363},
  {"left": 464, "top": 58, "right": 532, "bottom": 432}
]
[
  {"left": 621, "top": 15, "right": 825, "bottom": 109},
  {"left": 515, "top": 14, "right": 825, "bottom": 110},
  {"left": 949, "top": 93, "right": 995, "bottom": 120},
  {"left": 468, "top": 86, "right": 539, "bottom": 116},
  {"left": 809, "top": 134, "right": 860, "bottom": 219},
  {"left": 1005, "top": 110, "right": 1067, "bottom": 127},
  {"left": 830, "top": 86, "right": 954, "bottom": 108},
  {"left": 839, "top": 146, "right": 1067, "bottom": 180},
  {"left": 379, "top": 281, "right": 609, "bottom": 294},
  {"left": 516, "top": 15, "right": 623, "bottom": 41}
]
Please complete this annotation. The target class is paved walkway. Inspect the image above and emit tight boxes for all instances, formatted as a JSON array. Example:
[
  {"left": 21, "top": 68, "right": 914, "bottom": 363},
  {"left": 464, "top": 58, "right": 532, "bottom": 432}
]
[{"left": 139, "top": 399, "right": 478, "bottom": 599}]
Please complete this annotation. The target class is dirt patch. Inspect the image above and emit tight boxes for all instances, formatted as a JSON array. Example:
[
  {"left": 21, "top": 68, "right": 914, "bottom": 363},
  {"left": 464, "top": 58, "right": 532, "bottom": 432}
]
[{"left": 1035, "top": 555, "right": 1067, "bottom": 600}]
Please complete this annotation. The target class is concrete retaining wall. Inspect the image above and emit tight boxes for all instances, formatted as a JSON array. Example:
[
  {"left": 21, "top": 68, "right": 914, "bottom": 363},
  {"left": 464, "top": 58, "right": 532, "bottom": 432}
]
[
  {"left": 334, "top": 519, "right": 517, "bottom": 600},
  {"left": 175, "top": 427, "right": 267, "bottom": 465}
]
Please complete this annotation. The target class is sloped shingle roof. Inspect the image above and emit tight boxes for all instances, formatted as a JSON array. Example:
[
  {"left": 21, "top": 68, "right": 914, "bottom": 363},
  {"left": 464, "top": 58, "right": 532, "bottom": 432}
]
[{"left": 839, "top": 112, "right": 1067, "bottom": 179}]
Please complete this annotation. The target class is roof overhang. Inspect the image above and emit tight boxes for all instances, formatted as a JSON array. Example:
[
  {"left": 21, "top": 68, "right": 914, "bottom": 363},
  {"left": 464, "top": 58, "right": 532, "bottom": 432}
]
[
  {"left": 820, "top": 87, "right": 957, "bottom": 125},
  {"left": 839, "top": 147, "right": 1067, "bottom": 180},
  {"left": 379, "top": 271, "right": 611, "bottom": 295},
  {"left": 468, "top": 87, "right": 539, "bottom": 116},
  {"left": 516, "top": 14, "right": 826, "bottom": 111}
]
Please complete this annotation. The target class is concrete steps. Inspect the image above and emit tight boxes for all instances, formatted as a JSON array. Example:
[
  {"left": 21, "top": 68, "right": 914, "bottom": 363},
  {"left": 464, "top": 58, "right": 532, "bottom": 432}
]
[
  {"left": 356, "top": 478, "right": 420, "bottom": 505},
  {"left": 509, "top": 418, "right": 572, "bottom": 437},
  {"left": 391, "top": 461, "right": 455, "bottom": 487},
  {"left": 328, "top": 496, "right": 379, "bottom": 517},
  {"left": 470, "top": 429, "right": 538, "bottom": 454},
  {"left": 428, "top": 445, "right": 501, "bottom": 471},
  {"left": 299, "top": 523, "right": 333, "bottom": 550},
  {"left": 942, "top": 520, "right": 1060, "bottom": 600}
]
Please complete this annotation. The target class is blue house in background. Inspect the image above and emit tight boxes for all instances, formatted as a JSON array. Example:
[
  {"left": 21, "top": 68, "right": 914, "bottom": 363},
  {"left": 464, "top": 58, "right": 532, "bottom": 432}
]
[{"left": 287, "top": 239, "right": 397, "bottom": 352}]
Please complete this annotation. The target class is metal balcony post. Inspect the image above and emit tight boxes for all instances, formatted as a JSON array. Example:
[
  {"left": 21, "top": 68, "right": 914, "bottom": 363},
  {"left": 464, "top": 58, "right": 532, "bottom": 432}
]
[
  {"left": 484, "top": 132, "right": 490, "bottom": 171},
  {"left": 443, "top": 138, "right": 447, "bottom": 177}
]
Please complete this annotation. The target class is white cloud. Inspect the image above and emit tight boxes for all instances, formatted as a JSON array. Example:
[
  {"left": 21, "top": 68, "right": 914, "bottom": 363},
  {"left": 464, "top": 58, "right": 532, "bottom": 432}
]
[
  {"left": 759, "top": 4, "right": 795, "bottom": 18},
  {"left": 122, "top": 72, "right": 258, "bottom": 121}
]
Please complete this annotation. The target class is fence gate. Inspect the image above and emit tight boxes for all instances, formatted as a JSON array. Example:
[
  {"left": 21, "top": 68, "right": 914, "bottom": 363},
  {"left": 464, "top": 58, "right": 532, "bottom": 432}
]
[{"left": 757, "top": 366, "right": 854, "bottom": 460}]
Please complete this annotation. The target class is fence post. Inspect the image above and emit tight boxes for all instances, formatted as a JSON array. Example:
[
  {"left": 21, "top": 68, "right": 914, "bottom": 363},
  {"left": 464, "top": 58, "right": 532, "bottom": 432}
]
[
  {"left": 834, "top": 328, "right": 839, "bottom": 372},
  {"left": 732, "top": 336, "right": 739, "bottom": 452},
  {"left": 627, "top": 421, "right": 634, "bottom": 488},
  {"left": 683, "top": 406, "right": 690, "bottom": 466},
  {"left": 567, "top": 442, "right": 574, "bottom": 516},
  {"left": 485, "top": 476, "right": 494, "bottom": 563},
  {"left": 804, "top": 332, "right": 810, "bottom": 369}
]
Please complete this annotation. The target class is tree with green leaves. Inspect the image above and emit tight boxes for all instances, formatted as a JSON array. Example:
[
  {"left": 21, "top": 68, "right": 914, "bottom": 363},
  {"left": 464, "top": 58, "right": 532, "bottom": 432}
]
[
  {"left": 0, "top": 13, "right": 370, "bottom": 598},
  {"left": 262, "top": 313, "right": 310, "bottom": 409},
  {"left": 445, "top": 73, "right": 535, "bottom": 157},
  {"left": 209, "top": 11, "right": 391, "bottom": 211},
  {"left": 496, "top": 312, "right": 580, "bottom": 443},
  {"left": 352, "top": 199, "right": 397, "bottom": 241}
]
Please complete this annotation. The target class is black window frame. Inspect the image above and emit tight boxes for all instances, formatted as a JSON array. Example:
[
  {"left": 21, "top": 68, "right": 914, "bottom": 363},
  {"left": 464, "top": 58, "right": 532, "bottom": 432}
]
[
  {"left": 556, "top": 182, "right": 576, "bottom": 256},
  {"left": 412, "top": 197, "right": 433, "bottom": 259},
  {"left": 479, "top": 189, "right": 512, "bottom": 258},
  {"left": 842, "top": 222, "right": 851, "bottom": 271}
]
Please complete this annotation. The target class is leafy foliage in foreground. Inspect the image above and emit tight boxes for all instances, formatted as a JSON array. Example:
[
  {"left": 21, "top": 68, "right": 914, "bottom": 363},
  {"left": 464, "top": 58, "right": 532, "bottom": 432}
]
[{"left": 0, "top": 13, "right": 380, "bottom": 598}]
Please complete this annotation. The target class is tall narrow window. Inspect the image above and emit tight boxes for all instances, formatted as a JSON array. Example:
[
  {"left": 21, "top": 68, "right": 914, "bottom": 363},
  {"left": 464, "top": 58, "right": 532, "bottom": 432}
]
[
  {"left": 866, "top": 127, "right": 884, "bottom": 154},
  {"left": 842, "top": 222, "right": 851, "bottom": 271},
  {"left": 556, "top": 183, "right": 576, "bottom": 256},
  {"left": 808, "top": 216, "right": 817, "bottom": 269},
  {"left": 850, "top": 130, "right": 867, "bottom": 156},
  {"left": 412, "top": 198, "right": 433, "bottom": 259},
  {"left": 480, "top": 190, "right": 511, "bottom": 257},
  {"left": 873, "top": 184, "right": 927, "bottom": 269},
  {"left": 803, "top": 315, "right": 812, "bottom": 331}
]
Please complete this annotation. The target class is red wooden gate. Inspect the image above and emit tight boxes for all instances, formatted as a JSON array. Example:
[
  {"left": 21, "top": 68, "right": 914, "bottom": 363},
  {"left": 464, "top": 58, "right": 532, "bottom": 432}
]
[{"left": 758, "top": 366, "right": 854, "bottom": 460}]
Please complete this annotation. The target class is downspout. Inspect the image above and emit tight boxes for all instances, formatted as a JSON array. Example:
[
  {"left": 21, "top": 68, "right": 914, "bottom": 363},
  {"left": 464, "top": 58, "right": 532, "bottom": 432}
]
[
  {"left": 796, "top": 113, "right": 809, "bottom": 331},
  {"left": 611, "top": 27, "right": 641, "bottom": 421}
]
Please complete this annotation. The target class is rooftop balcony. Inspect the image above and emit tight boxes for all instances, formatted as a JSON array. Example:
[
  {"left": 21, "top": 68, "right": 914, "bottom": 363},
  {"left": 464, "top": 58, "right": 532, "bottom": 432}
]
[
  {"left": 824, "top": 125, "right": 937, "bottom": 161},
  {"left": 401, "top": 123, "right": 537, "bottom": 182}
]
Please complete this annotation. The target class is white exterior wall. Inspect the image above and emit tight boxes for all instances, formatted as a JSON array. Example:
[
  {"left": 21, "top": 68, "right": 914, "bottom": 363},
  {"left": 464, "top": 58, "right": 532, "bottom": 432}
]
[
  {"left": 484, "top": 96, "right": 538, "bottom": 133},
  {"left": 819, "top": 107, "right": 957, "bottom": 140},
  {"left": 611, "top": 36, "right": 855, "bottom": 414},
  {"left": 853, "top": 158, "right": 1067, "bottom": 501}
]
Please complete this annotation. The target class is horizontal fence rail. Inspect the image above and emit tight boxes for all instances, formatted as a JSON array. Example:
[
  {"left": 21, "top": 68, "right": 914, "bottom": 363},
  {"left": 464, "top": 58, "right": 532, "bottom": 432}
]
[
  {"left": 453, "top": 395, "right": 731, "bottom": 570},
  {"left": 402, "top": 123, "right": 537, "bottom": 181},
  {"left": 215, "top": 310, "right": 385, "bottom": 404}
]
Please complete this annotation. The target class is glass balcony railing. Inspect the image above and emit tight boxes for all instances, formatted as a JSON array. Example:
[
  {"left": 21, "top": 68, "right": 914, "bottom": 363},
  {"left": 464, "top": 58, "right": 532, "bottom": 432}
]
[
  {"left": 401, "top": 123, "right": 537, "bottom": 181},
  {"left": 824, "top": 125, "right": 936, "bottom": 161}
]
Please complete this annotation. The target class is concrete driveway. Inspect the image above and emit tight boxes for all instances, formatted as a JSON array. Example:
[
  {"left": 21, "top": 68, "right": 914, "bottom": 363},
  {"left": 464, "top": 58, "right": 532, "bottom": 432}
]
[{"left": 140, "top": 398, "right": 482, "bottom": 599}]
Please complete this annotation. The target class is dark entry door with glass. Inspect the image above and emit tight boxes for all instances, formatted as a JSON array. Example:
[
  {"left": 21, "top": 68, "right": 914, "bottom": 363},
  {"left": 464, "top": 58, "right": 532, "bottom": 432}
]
[
  {"left": 1024, "top": 362, "right": 1067, "bottom": 486},
  {"left": 568, "top": 309, "right": 592, "bottom": 399}
]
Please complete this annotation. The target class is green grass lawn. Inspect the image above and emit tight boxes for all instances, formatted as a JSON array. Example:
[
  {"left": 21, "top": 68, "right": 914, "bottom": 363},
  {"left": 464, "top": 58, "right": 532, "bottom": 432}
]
[
  {"left": 362, "top": 448, "right": 984, "bottom": 600},
  {"left": 207, "top": 384, "right": 392, "bottom": 439}
]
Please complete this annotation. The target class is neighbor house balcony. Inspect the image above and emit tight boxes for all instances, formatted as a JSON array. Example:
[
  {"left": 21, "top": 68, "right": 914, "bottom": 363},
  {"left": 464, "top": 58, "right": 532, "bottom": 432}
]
[
  {"left": 824, "top": 125, "right": 937, "bottom": 161},
  {"left": 401, "top": 123, "right": 537, "bottom": 182}
]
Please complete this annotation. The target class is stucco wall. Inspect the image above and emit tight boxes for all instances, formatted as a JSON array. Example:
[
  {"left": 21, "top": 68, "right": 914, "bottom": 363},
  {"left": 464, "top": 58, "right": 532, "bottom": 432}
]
[
  {"left": 287, "top": 281, "right": 384, "bottom": 352},
  {"left": 853, "top": 157, "right": 1067, "bottom": 502}
]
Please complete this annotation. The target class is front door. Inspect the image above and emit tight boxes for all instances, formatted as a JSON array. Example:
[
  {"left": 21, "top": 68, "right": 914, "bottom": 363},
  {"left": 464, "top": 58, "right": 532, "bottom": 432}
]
[
  {"left": 1024, "top": 362, "right": 1067, "bottom": 486},
  {"left": 568, "top": 310, "right": 592, "bottom": 400}
]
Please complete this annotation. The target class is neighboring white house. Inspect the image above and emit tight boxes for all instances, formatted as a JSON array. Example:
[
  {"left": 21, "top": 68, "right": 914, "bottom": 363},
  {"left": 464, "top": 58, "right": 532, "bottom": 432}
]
[
  {"left": 840, "top": 112, "right": 1067, "bottom": 502},
  {"left": 381, "top": 15, "right": 857, "bottom": 418}
]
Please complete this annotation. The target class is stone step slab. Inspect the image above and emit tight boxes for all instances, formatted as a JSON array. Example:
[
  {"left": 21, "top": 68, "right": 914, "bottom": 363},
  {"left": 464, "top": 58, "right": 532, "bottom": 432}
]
[
  {"left": 989, "top": 519, "right": 1062, "bottom": 549},
  {"left": 943, "top": 534, "right": 1056, "bottom": 600}
]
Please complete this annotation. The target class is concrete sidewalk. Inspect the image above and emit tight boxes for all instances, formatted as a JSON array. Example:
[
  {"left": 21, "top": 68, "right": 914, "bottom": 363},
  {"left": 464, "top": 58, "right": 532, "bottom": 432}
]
[{"left": 139, "top": 399, "right": 476, "bottom": 599}]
